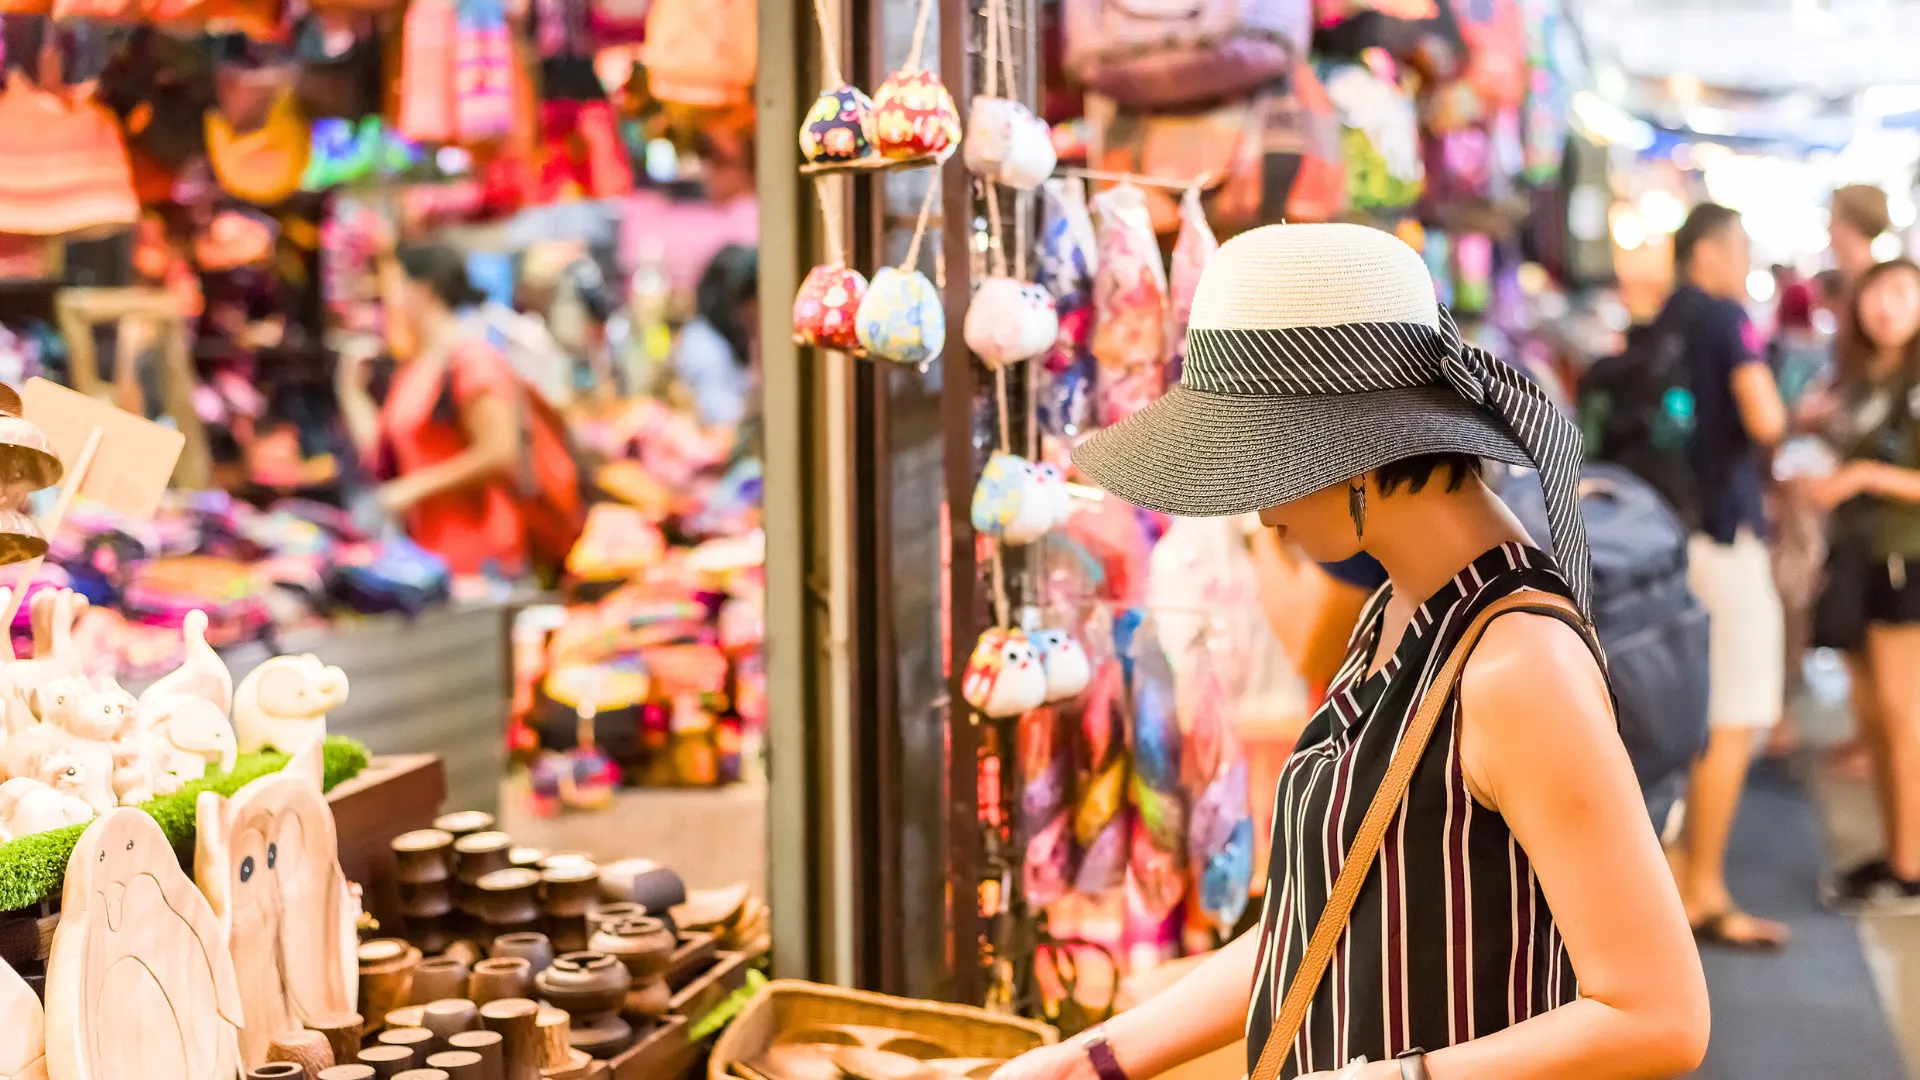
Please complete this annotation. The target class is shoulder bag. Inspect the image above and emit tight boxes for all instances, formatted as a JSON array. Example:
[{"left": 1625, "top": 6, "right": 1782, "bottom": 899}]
[{"left": 1249, "top": 589, "right": 1605, "bottom": 1080}]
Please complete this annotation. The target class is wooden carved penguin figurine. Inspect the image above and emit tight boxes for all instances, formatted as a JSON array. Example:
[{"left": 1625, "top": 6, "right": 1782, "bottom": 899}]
[
  {"left": 196, "top": 738, "right": 359, "bottom": 1070},
  {"left": 0, "top": 956, "right": 47, "bottom": 1080},
  {"left": 45, "top": 808, "right": 244, "bottom": 1080}
]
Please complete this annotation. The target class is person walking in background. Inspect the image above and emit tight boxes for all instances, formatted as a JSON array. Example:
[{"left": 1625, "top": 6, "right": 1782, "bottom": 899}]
[
  {"left": 1804, "top": 259, "right": 1920, "bottom": 910},
  {"left": 670, "top": 244, "right": 760, "bottom": 430},
  {"left": 1654, "top": 204, "right": 1791, "bottom": 948},
  {"left": 1768, "top": 280, "right": 1838, "bottom": 752},
  {"left": 1831, "top": 185, "right": 1893, "bottom": 290}
]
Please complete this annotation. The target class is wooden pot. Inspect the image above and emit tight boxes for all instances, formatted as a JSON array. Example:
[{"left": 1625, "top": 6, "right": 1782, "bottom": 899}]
[
  {"left": 488, "top": 932, "right": 554, "bottom": 975},
  {"left": 454, "top": 831, "right": 513, "bottom": 886},
  {"left": 539, "top": 861, "right": 599, "bottom": 919},
  {"left": 509, "top": 846, "right": 546, "bottom": 869},
  {"left": 359, "top": 939, "right": 424, "bottom": 1030},
  {"left": 566, "top": 1014, "right": 634, "bottom": 1059},
  {"left": 469, "top": 957, "right": 534, "bottom": 1005},
  {"left": 587, "top": 917, "right": 676, "bottom": 981},
  {"left": 584, "top": 902, "right": 648, "bottom": 937},
  {"left": 400, "top": 880, "right": 455, "bottom": 920},
  {"left": 473, "top": 868, "right": 542, "bottom": 930},
  {"left": 434, "top": 810, "right": 496, "bottom": 837},
  {"left": 546, "top": 915, "right": 589, "bottom": 954},
  {"left": 531, "top": 952, "right": 631, "bottom": 1021},
  {"left": 392, "top": 829, "right": 456, "bottom": 885},
  {"left": 409, "top": 956, "right": 472, "bottom": 1005}
]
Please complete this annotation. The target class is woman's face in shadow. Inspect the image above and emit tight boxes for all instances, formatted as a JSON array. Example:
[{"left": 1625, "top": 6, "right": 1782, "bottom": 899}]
[{"left": 1257, "top": 480, "right": 1363, "bottom": 564}]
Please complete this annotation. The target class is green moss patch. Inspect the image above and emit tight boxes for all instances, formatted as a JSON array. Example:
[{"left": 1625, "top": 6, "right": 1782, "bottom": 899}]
[{"left": 0, "top": 735, "right": 369, "bottom": 912}]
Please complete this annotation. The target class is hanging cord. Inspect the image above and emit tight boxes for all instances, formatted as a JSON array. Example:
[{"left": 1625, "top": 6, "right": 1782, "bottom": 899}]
[
  {"left": 815, "top": 176, "right": 846, "bottom": 266},
  {"left": 982, "top": 0, "right": 999, "bottom": 100},
  {"left": 901, "top": 177, "right": 940, "bottom": 270},
  {"left": 985, "top": 180, "right": 1007, "bottom": 278},
  {"left": 995, "top": 0, "right": 1017, "bottom": 108},
  {"left": 905, "top": 0, "right": 936, "bottom": 71},
  {"left": 809, "top": 0, "right": 846, "bottom": 89},
  {"left": 995, "top": 365, "right": 1012, "bottom": 452}
]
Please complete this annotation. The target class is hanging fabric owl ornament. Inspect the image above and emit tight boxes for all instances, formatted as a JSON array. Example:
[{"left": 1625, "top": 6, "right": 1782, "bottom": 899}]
[
  {"left": 962, "top": 627, "right": 1050, "bottom": 719},
  {"left": 800, "top": 85, "right": 877, "bottom": 166}
]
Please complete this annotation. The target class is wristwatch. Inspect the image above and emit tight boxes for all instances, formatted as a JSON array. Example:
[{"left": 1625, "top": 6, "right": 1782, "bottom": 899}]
[
  {"left": 1395, "top": 1050, "right": 1431, "bottom": 1080},
  {"left": 1075, "top": 1028, "right": 1130, "bottom": 1080}
]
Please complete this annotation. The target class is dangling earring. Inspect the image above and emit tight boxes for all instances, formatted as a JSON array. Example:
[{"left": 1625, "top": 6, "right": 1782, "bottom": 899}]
[{"left": 1348, "top": 477, "right": 1367, "bottom": 539}]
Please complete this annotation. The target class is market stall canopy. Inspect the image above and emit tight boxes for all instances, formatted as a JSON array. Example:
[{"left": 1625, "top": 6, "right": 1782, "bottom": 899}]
[{"left": 1575, "top": 0, "right": 1920, "bottom": 94}]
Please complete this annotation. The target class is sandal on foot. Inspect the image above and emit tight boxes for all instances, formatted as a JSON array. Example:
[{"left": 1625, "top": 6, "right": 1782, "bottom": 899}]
[{"left": 1691, "top": 909, "right": 1789, "bottom": 951}]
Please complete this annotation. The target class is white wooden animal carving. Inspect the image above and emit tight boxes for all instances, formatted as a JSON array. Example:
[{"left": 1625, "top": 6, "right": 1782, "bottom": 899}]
[
  {"left": 196, "top": 739, "right": 358, "bottom": 1070},
  {"left": 232, "top": 653, "right": 348, "bottom": 756},
  {"left": 27, "top": 678, "right": 118, "bottom": 816},
  {"left": 0, "top": 771, "right": 95, "bottom": 840},
  {"left": 0, "top": 591, "right": 87, "bottom": 706},
  {"left": 0, "top": 956, "right": 47, "bottom": 1080},
  {"left": 137, "top": 612, "right": 238, "bottom": 784},
  {"left": 45, "top": 808, "right": 244, "bottom": 1080}
]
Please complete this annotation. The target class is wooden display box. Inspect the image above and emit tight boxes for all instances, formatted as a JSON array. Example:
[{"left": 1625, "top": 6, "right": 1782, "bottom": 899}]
[{"left": 0, "top": 753, "right": 446, "bottom": 969}]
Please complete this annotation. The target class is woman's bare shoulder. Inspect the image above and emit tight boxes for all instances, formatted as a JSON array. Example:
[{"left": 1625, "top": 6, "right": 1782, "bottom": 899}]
[{"left": 1457, "top": 610, "right": 1617, "bottom": 806}]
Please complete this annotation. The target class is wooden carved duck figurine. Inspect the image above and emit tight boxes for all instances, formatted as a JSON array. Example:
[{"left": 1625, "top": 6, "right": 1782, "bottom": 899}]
[
  {"left": 137, "top": 612, "right": 238, "bottom": 784},
  {"left": 232, "top": 653, "right": 348, "bottom": 755},
  {"left": 195, "top": 738, "right": 358, "bottom": 1070},
  {"left": 0, "top": 956, "right": 47, "bottom": 1080},
  {"left": 45, "top": 807, "right": 244, "bottom": 1080}
]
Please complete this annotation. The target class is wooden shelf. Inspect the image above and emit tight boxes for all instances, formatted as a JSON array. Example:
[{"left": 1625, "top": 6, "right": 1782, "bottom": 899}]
[{"left": 799, "top": 151, "right": 941, "bottom": 176}]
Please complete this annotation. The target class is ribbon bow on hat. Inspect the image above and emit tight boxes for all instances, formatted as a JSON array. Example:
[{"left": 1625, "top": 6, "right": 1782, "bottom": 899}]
[{"left": 1432, "top": 305, "right": 1591, "bottom": 614}]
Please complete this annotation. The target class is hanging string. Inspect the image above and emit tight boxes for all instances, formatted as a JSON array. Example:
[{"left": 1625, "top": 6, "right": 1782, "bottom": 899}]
[
  {"left": 995, "top": 365, "right": 1012, "bottom": 452},
  {"left": 905, "top": 0, "right": 936, "bottom": 71},
  {"left": 995, "top": 0, "right": 1016, "bottom": 108},
  {"left": 1013, "top": 188, "right": 1029, "bottom": 280},
  {"left": 815, "top": 176, "right": 845, "bottom": 266},
  {"left": 981, "top": 0, "right": 999, "bottom": 100},
  {"left": 809, "top": 0, "right": 846, "bottom": 89},
  {"left": 901, "top": 177, "right": 940, "bottom": 270},
  {"left": 985, "top": 180, "right": 1007, "bottom": 278}
]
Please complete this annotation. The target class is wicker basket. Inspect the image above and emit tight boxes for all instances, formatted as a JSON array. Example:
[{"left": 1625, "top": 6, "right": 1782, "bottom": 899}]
[{"left": 710, "top": 981, "right": 1058, "bottom": 1080}]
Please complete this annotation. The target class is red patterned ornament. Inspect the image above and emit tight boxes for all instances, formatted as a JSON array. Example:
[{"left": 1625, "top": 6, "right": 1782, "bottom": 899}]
[
  {"left": 792, "top": 264, "right": 869, "bottom": 350},
  {"left": 871, "top": 69, "right": 961, "bottom": 160}
]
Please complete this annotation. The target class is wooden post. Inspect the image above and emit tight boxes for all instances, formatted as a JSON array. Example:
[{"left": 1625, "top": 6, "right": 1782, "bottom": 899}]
[
  {"left": 425, "top": 1050, "right": 485, "bottom": 1080},
  {"left": 309, "top": 1012, "right": 366, "bottom": 1066},
  {"left": 478, "top": 999, "right": 541, "bottom": 1080},
  {"left": 447, "top": 1031, "right": 504, "bottom": 1080},
  {"left": 533, "top": 1007, "right": 570, "bottom": 1070},
  {"left": 269, "top": 1028, "right": 338, "bottom": 1078},
  {"left": 422, "top": 999, "right": 479, "bottom": 1050}
]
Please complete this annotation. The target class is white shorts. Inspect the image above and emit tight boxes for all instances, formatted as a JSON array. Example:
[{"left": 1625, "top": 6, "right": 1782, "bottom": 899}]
[{"left": 1688, "top": 529, "right": 1786, "bottom": 730}]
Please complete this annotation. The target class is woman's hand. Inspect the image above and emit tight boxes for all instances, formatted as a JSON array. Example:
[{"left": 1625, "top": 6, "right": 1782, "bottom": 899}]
[
  {"left": 1803, "top": 460, "right": 1881, "bottom": 509},
  {"left": 377, "top": 476, "right": 428, "bottom": 517},
  {"left": 990, "top": 1040, "right": 1097, "bottom": 1080}
]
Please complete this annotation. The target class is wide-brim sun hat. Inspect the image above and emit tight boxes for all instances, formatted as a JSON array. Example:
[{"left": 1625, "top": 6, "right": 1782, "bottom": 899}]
[{"left": 1071, "top": 222, "right": 1592, "bottom": 612}]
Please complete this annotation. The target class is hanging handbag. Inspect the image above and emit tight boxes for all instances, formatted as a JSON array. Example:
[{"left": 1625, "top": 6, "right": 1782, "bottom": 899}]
[{"left": 1248, "top": 590, "right": 1607, "bottom": 1080}]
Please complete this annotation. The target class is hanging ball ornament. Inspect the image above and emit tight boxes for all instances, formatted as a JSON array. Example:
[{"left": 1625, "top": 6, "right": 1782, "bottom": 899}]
[{"left": 799, "top": 85, "right": 876, "bottom": 165}]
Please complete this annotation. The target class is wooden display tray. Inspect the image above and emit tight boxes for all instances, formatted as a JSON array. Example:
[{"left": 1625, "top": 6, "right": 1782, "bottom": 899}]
[
  {"left": 798, "top": 151, "right": 939, "bottom": 176},
  {"left": 604, "top": 950, "right": 755, "bottom": 1080},
  {"left": 0, "top": 753, "right": 446, "bottom": 969}
]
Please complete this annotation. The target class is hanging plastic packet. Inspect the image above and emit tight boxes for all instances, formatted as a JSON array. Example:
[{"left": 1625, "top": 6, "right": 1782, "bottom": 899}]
[
  {"left": 1164, "top": 188, "right": 1217, "bottom": 390},
  {"left": 1115, "top": 608, "right": 1187, "bottom": 918},
  {"left": 1074, "top": 658, "right": 1129, "bottom": 895},
  {"left": 1089, "top": 184, "right": 1168, "bottom": 374}
]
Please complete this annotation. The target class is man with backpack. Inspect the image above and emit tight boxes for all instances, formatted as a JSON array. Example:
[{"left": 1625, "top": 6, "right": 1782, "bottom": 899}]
[{"left": 1581, "top": 203, "right": 1790, "bottom": 949}]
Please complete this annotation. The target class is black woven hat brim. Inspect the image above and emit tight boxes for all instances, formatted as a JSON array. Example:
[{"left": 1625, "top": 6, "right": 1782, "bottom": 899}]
[{"left": 1070, "top": 384, "right": 1534, "bottom": 518}]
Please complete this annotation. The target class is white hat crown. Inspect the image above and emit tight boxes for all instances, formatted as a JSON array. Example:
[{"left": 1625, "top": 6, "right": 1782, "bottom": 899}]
[{"left": 1187, "top": 223, "right": 1440, "bottom": 333}]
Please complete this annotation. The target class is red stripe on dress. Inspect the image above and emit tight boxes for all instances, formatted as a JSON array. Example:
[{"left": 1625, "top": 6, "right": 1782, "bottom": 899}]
[{"left": 1446, "top": 699, "right": 1472, "bottom": 1044}]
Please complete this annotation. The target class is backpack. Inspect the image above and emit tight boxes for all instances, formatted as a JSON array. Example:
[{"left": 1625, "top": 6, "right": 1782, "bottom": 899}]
[
  {"left": 1494, "top": 462, "right": 1710, "bottom": 818},
  {"left": 1064, "top": 0, "right": 1309, "bottom": 110},
  {"left": 1577, "top": 317, "right": 1702, "bottom": 532}
]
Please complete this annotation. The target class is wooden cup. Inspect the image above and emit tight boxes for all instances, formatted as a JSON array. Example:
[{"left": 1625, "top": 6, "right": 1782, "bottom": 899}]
[
  {"left": 446, "top": 1031, "right": 505, "bottom": 1080},
  {"left": 268, "top": 1028, "right": 337, "bottom": 1077}
]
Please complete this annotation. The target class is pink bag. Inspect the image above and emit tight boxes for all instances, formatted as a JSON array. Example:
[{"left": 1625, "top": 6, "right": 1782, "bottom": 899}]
[{"left": 1064, "top": 0, "right": 1309, "bottom": 109}]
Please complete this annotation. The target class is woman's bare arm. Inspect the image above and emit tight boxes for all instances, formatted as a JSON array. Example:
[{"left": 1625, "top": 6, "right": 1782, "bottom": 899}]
[
  {"left": 1423, "top": 612, "right": 1709, "bottom": 1080},
  {"left": 379, "top": 387, "right": 521, "bottom": 514},
  {"left": 1103, "top": 931, "right": 1259, "bottom": 1078}
]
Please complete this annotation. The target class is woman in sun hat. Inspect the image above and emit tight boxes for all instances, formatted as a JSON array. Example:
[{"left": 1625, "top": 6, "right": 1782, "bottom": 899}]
[{"left": 991, "top": 224, "right": 1707, "bottom": 1079}]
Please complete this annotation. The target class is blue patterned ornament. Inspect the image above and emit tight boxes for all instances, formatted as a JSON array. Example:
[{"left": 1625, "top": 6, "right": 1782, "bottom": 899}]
[
  {"left": 855, "top": 266, "right": 945, "bottom": 365},
  {"left": 799, "top": 85, "right": 876, "bottom": 164}
]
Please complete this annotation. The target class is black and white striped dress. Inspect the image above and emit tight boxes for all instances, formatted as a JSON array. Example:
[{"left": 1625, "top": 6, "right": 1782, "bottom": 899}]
[{"left": 1245, "top": 542, "right": 1581, "bottom": 1078}]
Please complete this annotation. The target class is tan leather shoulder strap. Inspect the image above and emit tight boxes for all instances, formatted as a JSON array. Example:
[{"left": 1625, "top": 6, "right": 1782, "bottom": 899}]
[{"left": 1249, "top": 590, "right": 1592, "bottom": 1080}]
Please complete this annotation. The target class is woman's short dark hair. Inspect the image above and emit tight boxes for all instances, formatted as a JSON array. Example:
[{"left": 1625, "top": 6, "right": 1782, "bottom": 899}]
[
  {"left": 397, "top": 244, "right": 487, "bottom": 310},
  {"left": 1375, "top": 452, "right": 1483, "bottom": 495}
]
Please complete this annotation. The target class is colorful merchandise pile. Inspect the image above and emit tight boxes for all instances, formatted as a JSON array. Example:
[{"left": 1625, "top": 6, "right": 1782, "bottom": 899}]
[
  {"left": 26, "top": 489, "right": 451, "bottom": 680},
  {"left": 511, "top": 396, "right": 764, "bottom": 809}
]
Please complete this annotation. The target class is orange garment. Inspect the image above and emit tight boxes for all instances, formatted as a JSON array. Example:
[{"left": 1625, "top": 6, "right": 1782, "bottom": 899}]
[
  {"left": 378, "top": 341, "right": 527, "bottom": 576},
  {"left": 0, "top": 79, "right": 138, "bottom": 237}
]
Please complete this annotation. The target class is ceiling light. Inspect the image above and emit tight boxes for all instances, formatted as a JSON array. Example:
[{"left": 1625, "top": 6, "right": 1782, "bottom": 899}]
[
  {"left": 1640, "top": 190, "right": 1689, "bottom": 235},
  {"left": 1862, "top": 85, "right": 1920, "bottom": 118}
]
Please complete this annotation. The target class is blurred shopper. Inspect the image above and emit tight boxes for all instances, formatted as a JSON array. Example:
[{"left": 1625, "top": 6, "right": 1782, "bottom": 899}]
[
  {"left": 1831, "top": 184, "right": 1892, "bottom": 289},
  {"left": 671, "top": 244, "right": 759, "bottom": 429},
  {"left": 1639, "top": 205, "right": 1790, "bottom": 947},
  {"left": 1805, "top": 259, "right": 1920, "bottom": 910},
  {"left": 339, "top": 241, "right": 581, "bottom": 577},
  {"left": 1768, "top": 280, "right": 1836, "bottom": 746}
]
